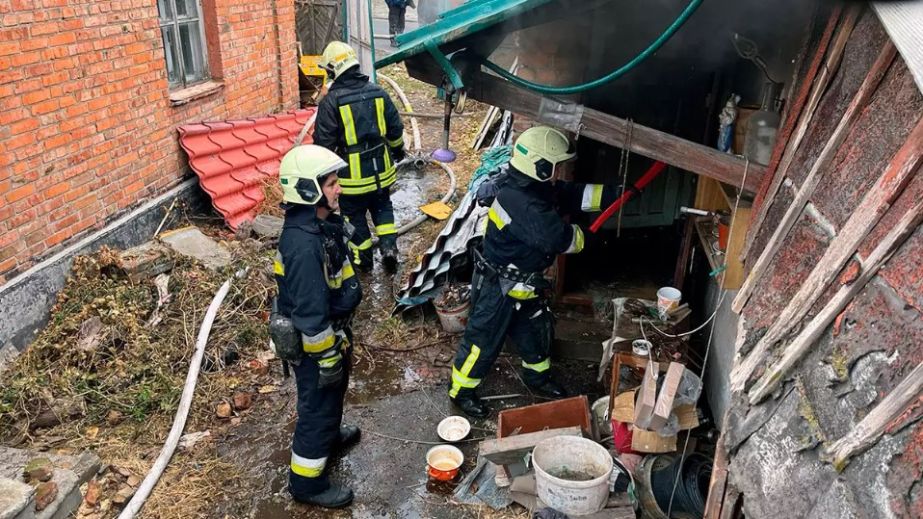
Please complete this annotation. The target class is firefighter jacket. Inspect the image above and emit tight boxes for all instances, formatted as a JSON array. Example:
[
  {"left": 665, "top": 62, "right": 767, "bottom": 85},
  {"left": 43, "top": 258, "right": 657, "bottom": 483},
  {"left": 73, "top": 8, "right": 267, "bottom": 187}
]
[
  {"left": 274, "top": 205, "right": 362, "bottom": 354},
  {"left": 313, "top": 67, "right": 405, "bottom": 196},
  {"left": 481, "top": 168, "right": 622, "bottom": 275}
]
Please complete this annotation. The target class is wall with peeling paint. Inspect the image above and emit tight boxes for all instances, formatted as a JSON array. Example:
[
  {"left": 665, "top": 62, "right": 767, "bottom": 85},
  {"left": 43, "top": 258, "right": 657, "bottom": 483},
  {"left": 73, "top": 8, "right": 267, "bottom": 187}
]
[{"left": 726, "top": 7, "right": 923, "bottom": 518}]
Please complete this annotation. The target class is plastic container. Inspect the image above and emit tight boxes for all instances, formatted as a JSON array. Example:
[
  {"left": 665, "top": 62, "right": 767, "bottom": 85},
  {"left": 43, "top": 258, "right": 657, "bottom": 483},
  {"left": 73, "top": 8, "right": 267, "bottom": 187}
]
[
  {"left": 632, "top": 339, "right": 652, "bottom": 357},
  {"left": 426, "top": 445, "right": 464, "bottom": 482},
  {"left": 656, "top": 287, "right": 682, "bottom": 320},
  {"left": 591, "top": 396, "right": 612, "bottom": 440},
  {"left": 532, "top": 436, "right": 614, "bottom": 516},
  {"left": 437, "top": 416, "right": 471, "bottom": 442},
  {"left": 434, "top": 298, "right": 470, "bottom": 333}
]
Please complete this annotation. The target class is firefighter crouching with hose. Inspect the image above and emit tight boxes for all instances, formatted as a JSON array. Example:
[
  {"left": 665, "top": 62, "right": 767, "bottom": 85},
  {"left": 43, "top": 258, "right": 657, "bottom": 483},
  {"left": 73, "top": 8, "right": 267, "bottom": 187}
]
[
  {"left": 313, "top": 41, "right": 406, "bottom": 274},
  {"left": 449, "top": 126, "right": 629, "bottom": 418},
  {"left": 270, "top": 145, "right": 363, "bottom": 508}
]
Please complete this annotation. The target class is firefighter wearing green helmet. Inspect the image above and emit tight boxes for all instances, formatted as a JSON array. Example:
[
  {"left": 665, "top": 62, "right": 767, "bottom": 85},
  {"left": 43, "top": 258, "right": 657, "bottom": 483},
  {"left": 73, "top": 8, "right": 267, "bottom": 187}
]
[
  {"left": 448, "top": 126, "right": 628, "bottom": 418},
  {"left": 273, "top": 144, "right": 362, "bottom": 508},
  {"left": 313, "top": 41, "right": 406, "bottom": 274}
]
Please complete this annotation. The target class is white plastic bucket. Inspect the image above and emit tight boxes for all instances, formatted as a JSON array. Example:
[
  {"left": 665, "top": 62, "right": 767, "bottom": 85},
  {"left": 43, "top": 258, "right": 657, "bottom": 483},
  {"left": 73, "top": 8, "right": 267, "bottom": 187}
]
[
  {"left": 656, "top": 286, "right": 682, "bottom": 319},
  {"left": 533, "top": 436, "right": 614, "bottom": 515},
  {"left": 434, "top": 298, "right": 470, "bottom": 333}
]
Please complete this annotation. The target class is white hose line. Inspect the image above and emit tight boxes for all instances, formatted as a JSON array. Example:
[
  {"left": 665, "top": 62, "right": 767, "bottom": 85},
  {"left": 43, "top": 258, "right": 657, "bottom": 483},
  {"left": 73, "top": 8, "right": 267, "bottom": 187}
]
[
  {"left": 118, "top": 275, "right": 236, "bottom": 519},
  {"left": 378, "top": 73, "right": 422, "bottom": 151}
]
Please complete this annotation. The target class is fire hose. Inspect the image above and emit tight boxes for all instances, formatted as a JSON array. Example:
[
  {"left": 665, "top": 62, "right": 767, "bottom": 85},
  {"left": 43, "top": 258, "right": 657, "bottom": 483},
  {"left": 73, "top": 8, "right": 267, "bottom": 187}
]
[{"left": 589, "top": 161, "right": 667, "bottom": 233}]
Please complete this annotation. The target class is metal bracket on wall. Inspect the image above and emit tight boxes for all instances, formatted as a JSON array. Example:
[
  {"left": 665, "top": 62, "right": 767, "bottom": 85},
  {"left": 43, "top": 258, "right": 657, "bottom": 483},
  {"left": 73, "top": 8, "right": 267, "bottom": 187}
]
[{"left": 538, "top": 98, "right": 585, "bottom": 134}]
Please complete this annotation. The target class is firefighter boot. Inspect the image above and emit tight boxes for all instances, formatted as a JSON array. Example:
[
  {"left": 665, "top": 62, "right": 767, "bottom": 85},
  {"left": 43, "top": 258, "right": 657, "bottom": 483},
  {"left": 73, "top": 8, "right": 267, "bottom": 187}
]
[
  {"left": 294, "top": 483, "right": 354, "bottom": 509},
  {"left": 336, "top": 425, "right": 361, "bottom": 451},
  {"left": 450, "top": 389, "right": 490, "bottom": 419},
  {"left": 380, "top": 238, "right": 399, "bottom": 274},
  {"left": 526, "top": 378, "right": 568, "bottom": 399}
]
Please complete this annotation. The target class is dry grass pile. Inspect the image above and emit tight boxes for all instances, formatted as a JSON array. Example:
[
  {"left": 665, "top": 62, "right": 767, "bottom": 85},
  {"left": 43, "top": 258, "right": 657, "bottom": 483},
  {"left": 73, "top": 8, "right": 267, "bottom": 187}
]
[
  {"left": 0, "top": 238, "right": 277, "bottom": 518},
  {"left": 1, "top": 242, "right": 274, "bottom": 441}
]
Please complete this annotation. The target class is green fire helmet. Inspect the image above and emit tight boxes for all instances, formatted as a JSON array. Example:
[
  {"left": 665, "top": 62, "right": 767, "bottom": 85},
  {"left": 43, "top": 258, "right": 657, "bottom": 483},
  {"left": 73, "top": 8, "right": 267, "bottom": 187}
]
[
  {"left": 320, "top": 41, "right": 360, "bottom": 78},
  {"left": 279, "top": 145, "right": 346, "bottom": 205},
  {"left": 509, "top": 126, "right": 576, "bottom": 182}
]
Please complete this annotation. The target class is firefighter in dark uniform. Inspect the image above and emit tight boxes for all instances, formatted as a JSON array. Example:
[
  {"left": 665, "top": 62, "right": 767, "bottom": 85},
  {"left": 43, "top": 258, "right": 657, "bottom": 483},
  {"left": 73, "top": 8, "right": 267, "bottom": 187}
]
[
  {"left": 274, "top": 145, "right": 363, "bottom": 508},
  {"left": 313, "top": 41, "right": 406, "bottom": 274},
  {"left": 449, "top": 126, "right": 627, "bottom": 418}
]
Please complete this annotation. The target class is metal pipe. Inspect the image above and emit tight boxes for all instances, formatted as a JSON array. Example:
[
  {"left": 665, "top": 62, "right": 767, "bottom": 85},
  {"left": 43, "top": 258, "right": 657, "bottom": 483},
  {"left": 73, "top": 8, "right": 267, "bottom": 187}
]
[{"left": 365, "top": 0, "right": 376, "bottom": 82}]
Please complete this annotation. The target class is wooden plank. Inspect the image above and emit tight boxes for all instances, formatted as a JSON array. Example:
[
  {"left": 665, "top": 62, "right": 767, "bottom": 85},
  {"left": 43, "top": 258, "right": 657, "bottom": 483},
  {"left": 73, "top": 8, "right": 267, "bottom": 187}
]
[
  {"left": 633, "top": 363, "right": 659, "bottom": 429},
  {"left": 745, "top": 6, "right": 858, "bottom": 257},
  {"left": 703, "top": 435, "right": 730, "bottom": 519},
  {"left": 673, "top": 217, "right": 696, "bottom": 289},
  {"left": 732, "top": 41, "right": 898, "bottom": 314},
  {"left": 732, "top": 114, "right": 923, "bottom": 392},
  {"left": 479, "top": 426, "right": 583, "bottom": 466},
  {"left": 651, "top": 362, "right": 685, "bottom": 431},
  {"left": 405, "top": 59, "right": 764, "bottom": 191},
  {"left": 749, "top": 196, "right": 923, "bottom": 403},
  {"left": 823, "top": 361, "right": 923, "bottom": 470},
  {"left": 695, "top": 178, "right": 729, "bottom": 212}
]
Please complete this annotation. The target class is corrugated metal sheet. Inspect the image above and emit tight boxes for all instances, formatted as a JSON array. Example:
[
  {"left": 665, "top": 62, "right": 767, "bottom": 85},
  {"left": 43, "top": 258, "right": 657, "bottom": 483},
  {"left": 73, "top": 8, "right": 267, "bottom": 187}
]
[
  {"left": 374, "top": 0, "right": 555, "bottom": 68},
  {"left": 874, "top": 1, "right": 923, "bottom": 94},
  {"left": 178, "top": 109, "right": 317, "bottom": 230}
]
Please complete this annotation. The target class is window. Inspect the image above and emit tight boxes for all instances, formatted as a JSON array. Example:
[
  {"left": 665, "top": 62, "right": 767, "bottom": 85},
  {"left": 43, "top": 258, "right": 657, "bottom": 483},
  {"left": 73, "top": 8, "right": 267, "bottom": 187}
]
[{"left": 157, "top": 0, "right": 209, "bottom": 89}]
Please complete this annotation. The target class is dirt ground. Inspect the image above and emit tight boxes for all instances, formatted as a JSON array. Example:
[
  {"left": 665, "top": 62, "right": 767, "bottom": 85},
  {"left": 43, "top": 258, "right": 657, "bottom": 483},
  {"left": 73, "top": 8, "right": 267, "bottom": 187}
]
[{"left": 0, "top": 64, "right": 613, "bottom": 518}]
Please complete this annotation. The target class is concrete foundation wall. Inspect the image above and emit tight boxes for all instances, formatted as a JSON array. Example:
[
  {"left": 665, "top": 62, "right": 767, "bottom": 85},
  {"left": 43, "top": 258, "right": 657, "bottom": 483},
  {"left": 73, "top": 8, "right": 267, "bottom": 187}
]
[{"left": 703, "top": 283, "right": 739, "bottom": 425}]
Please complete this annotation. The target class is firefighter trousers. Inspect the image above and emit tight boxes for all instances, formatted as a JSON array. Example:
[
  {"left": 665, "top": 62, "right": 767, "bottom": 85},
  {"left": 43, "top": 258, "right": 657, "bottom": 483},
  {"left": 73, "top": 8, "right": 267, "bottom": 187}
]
[
  {"left": 339, "top": 188, "right": 397, "bottom": 269},
  {"left": 289, "top": 344, "right": 351, "bottom": 498},
  {"left": 449, "top": 271, "right": 554, "bottom": 398},
  {"left": 388, "top": 6, "right": 406, "bottom": 38}
]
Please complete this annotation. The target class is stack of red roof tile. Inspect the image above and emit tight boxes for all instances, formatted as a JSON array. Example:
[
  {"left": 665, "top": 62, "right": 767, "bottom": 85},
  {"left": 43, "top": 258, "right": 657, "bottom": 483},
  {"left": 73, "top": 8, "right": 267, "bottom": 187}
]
[{"left": 178, "top": 109, "right": 317, "bottom": 229}]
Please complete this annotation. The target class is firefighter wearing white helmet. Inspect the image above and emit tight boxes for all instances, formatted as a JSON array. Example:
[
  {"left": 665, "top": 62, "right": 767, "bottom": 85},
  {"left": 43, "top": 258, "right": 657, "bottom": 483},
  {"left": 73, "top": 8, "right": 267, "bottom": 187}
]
[
  {"left": 448, "top": 126, "right": 630, "bottom": 418},
  {"left": 314, "top": 41, "right": 406, "bottom": 274},
  {"left": 273, "top": 144, "right": 363, "bottom": 508}
]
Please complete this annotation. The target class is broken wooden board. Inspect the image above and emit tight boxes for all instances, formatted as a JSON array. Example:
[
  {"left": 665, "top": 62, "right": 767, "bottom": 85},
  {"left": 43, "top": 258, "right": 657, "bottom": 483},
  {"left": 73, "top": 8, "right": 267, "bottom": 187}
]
[
  {"left": 633, "top": 363, "right": 659, "bottom": 429},
  {"left": 651, "top": 362, "right": 686, "bottom": 432},
  {"left": 404, "top": 59, "right": 765, "bottom": 192},
  {"left": 631, "top": 428, "right": 677, "bottom": 454},
  {"left": 479, "top": 426, "right": 582, "bottom": 467}
]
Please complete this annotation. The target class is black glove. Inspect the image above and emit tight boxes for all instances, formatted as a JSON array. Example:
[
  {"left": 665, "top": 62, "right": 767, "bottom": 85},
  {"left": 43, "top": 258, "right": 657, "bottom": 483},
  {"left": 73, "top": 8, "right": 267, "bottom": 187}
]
[
  {"left": 315, "top": 333, "right": 348, "bottom": 389},
  {"left": 391, "top": 146, "right": 406, "bottom": 163}
]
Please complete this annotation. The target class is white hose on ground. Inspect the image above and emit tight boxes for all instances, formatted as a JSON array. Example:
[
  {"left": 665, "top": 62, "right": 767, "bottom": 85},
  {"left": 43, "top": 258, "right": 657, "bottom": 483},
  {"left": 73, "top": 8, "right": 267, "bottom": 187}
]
[
  {"left": 117, "top": 275, "right": 236, "bottom": 519},
  {"left": 376, "top": 72, "right": 457, "bottom": 237},
  {"left": 378, "top": 73, "right": 422, "bottom": 151}
]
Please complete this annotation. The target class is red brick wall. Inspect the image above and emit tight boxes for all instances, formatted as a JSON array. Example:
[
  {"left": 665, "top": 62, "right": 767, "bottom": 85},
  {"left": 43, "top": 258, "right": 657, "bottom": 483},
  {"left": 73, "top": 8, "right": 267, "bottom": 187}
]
[{"left": 0, "top": 0, "right": 299, "bottom": 284}]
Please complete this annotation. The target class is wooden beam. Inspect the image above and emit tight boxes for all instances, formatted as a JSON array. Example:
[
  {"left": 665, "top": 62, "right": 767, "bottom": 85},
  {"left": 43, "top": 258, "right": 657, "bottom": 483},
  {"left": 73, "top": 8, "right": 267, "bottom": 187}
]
[
  {"left": 731, "top": 113, "right": 923, "bottom": 392},
  {"left": 744, "top": 6, "right": 859, "bottom": 258},
  {"left": 823, "top": 361, "right": 923, "bottom": 471},
  {"left": 405, "top": 59, "right": 764, "bottom": 191},
  {"left": 703, "top": 435, "right": 730, "bottom": 519},
  {"left": 749, "top": 196, "right": 923, "bottom": 403},
  {"left": 479, "top": 426, "right": 582, "bottom": 466},
  {"left": 731, "top": 42, "right": 897, "bottom": 315}
]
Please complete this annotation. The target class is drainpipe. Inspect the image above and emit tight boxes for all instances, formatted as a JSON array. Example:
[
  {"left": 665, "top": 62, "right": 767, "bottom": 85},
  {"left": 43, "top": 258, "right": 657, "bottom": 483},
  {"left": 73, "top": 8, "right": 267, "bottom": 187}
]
[
  {"left": 270, "top": 0, "right": 285, "bottom": 110},
  {"left": 342, "top": 0, "right": 349, "bottom": 41},
  {"left": 366, "top": 0, "right": 377, "bottom": 82}
]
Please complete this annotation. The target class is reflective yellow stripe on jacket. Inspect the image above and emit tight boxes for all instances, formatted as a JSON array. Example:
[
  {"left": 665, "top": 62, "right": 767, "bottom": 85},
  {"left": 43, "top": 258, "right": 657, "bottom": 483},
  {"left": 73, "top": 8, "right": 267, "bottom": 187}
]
[{"left": 338, "top": 104, "right": 361, "bottom": 180}]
